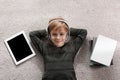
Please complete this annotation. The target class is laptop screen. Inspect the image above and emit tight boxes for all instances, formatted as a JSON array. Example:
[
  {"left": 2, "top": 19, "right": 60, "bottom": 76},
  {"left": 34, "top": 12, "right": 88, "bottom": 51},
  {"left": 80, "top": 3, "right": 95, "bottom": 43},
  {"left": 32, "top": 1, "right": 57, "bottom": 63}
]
[{"left": 90, "top": 35, "right": 117, "bottom": 66}]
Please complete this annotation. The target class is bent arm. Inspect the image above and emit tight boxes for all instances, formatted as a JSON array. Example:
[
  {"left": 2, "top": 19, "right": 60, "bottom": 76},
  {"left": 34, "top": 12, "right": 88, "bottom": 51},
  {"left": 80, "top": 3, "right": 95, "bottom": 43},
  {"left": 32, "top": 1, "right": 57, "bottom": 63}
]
[
  {"left": 29, "top": 29, "right": 47, "bottom": 55},
  {"left": 70, "top": 28, "right": 87, "bottom": 51},
  {"left": 70, "top": 28, "right": 87, "bottom": 40},
  {"left": 29, "top": 29, "right": 47, "bottom": 39}
]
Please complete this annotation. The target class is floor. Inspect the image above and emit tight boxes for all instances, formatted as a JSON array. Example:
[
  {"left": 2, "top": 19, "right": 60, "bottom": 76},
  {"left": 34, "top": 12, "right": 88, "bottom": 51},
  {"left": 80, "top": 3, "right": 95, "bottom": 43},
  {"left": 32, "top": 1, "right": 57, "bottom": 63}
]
[{"left": 0, "top": 0, "right": 120, "bottom": 80}]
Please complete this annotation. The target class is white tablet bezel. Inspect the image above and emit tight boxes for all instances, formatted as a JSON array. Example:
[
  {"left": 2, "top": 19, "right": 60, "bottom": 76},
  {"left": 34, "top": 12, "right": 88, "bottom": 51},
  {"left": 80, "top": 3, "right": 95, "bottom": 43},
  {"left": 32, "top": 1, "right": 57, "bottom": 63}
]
[{"left": 4, "top": 31, "right": 36, "bottom": 65}]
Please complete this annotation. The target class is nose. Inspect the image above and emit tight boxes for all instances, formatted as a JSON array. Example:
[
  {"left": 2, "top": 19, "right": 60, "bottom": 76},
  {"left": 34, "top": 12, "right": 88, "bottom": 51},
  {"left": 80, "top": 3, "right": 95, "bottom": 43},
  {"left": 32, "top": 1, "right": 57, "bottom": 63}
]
[{"left": 56, "top": 35, "right": 61, "bottom": 39}]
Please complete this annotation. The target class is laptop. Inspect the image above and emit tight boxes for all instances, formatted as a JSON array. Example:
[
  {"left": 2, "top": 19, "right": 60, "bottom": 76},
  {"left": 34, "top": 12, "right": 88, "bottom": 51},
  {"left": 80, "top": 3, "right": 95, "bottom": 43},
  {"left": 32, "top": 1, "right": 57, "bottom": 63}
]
[
  {"left": 4, "top": 31, "right": 36, "bottom": 65},
  {"left": 90, "top": 35, "right": 117, "bottom": 66}
]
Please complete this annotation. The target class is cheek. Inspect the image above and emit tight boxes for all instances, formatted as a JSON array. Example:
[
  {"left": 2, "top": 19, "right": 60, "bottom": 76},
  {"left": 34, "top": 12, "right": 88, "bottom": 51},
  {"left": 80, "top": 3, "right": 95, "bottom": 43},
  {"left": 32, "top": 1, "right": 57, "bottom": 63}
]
[
  {"left": 50, "top": 36, "right": 55, "bottom": 41},
  {"left": 64, "top": 35, "right": 67, "bottom": 39}
]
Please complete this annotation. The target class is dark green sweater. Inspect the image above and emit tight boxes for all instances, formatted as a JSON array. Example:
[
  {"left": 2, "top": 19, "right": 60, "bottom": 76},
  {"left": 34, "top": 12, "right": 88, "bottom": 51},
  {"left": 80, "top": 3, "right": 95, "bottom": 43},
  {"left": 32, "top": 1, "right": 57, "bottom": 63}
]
[{"left": 29, "top": 28, "right": 87, "bottom": 80}]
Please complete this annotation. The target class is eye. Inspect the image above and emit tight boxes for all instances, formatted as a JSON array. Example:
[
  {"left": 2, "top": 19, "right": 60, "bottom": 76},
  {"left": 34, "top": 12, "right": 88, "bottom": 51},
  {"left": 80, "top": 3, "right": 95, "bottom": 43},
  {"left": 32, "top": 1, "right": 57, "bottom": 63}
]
[
  {"left": 52, "top": 33, "right": 57, "bottom": 36},
  {"left": 60, "top": 33, "right": 64, "bottom": 36}
]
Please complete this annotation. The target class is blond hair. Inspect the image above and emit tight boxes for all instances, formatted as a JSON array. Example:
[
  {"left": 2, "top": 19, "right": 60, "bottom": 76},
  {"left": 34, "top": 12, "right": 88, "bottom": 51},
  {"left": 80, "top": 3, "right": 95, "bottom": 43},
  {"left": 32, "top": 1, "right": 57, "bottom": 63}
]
[{"left": 48, "top": 17, "right": 69, "bottom": 34}]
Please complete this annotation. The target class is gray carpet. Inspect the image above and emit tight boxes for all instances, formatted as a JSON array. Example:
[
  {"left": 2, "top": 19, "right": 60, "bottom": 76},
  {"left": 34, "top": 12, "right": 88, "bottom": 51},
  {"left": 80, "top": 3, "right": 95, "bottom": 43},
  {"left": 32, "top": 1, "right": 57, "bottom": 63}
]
[{"left": 0, "top": 0, "right": 120, "bottom": 80}]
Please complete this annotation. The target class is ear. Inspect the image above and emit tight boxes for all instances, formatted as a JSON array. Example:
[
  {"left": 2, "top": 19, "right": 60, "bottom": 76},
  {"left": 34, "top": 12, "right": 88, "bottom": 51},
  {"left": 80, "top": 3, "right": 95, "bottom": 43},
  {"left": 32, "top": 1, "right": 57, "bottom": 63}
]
[
  {"left": 65, "top": 35, "right": 69, "bottom": 42},
  {"left": 48, "top": 34, "right": 51, "bottom": 40},
  {"left": 46, "top": 27, "right": 50, "bottom": 40}
]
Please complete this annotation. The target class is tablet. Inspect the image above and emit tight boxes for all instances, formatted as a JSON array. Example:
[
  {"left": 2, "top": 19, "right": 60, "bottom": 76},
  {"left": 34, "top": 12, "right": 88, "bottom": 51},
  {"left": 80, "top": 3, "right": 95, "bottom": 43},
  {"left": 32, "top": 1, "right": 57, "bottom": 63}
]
[{"left": 4, "top": 31, "right": 36, "bottom": 65}]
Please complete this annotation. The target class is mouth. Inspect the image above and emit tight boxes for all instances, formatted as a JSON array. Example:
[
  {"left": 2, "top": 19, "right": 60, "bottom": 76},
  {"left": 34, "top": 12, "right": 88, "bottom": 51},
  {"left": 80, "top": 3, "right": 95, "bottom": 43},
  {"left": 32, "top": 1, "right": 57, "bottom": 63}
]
[{"left": 55, "top": 40, "right": 62, "bottom": 43}]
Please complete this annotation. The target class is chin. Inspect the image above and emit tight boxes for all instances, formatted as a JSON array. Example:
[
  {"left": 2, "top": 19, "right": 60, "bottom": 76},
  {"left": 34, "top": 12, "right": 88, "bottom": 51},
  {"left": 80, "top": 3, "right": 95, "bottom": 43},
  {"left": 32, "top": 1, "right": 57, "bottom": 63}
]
[{"left": 56, "top": 44, "right": 64, "bottom": 47}]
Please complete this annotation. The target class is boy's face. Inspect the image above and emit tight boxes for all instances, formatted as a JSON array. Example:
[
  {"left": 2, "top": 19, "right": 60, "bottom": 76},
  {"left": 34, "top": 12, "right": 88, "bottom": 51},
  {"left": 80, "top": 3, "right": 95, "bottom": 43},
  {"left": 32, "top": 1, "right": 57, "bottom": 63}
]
[{"left": 50, "top": 28, "right": 68, "bottom": 47}]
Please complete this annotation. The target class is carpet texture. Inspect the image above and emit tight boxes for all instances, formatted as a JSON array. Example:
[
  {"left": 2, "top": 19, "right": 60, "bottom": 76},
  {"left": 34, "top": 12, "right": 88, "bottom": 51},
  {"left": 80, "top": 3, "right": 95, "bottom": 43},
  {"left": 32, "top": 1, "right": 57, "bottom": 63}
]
[{"left": 0, "top": 0, "right": 120, "bottom": 80}]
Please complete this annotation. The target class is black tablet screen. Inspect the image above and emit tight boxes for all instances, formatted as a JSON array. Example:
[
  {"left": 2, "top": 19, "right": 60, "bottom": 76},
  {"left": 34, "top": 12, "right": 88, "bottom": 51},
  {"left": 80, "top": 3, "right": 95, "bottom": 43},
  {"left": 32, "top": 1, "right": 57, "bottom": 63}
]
[{"left": 7, "top": 34, "right": 33, "bottom": 62}]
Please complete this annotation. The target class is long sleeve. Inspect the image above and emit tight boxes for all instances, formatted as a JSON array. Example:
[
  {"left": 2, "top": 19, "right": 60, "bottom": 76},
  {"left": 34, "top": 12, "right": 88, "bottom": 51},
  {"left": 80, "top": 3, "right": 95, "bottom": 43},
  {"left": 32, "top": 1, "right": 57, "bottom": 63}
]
[
  {"left": 70, "top": 28, "right": 87, "bottom": 52},
  {"left": 29, "top": 29, "right": 47, "bottom": 55}
]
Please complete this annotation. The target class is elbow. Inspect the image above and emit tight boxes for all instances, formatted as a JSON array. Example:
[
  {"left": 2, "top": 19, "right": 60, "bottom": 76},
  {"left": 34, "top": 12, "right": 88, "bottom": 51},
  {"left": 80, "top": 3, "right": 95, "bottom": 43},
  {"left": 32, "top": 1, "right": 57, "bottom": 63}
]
[
  {"left": 29, "top": 31, "right": 35, "bottom": 38},
  {"left": 82, "top": 29, "right": 87, "bottom": 37},
  {"left": 84, "top": 29, "right": 87, "bottom": 36},
  {"left": 80, "top": 29, "right": 87, "bottom": 40}
]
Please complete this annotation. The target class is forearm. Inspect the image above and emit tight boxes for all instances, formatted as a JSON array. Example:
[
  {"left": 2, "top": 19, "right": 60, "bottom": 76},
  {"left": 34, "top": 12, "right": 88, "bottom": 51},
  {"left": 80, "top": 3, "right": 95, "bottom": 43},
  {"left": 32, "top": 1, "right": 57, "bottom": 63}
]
[
  {"left": 29, "top": 29, "right": 47, "bottom": 39},
  {"left": 70, "top": 28, "right": 87, "bottom": 40},
  {"left": 29, "top": 30, "right": 45, "bottom": 54}
]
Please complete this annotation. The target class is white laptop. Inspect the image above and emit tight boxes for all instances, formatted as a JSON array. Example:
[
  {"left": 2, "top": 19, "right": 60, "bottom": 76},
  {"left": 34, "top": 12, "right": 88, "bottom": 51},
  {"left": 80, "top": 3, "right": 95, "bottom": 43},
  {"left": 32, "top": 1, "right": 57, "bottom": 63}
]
[
  {"left": 4, "top": 31, "right": 36, "bottom": 65},
  {"left": 90, "top": 35, "right": 117, "bottom": 66}
]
